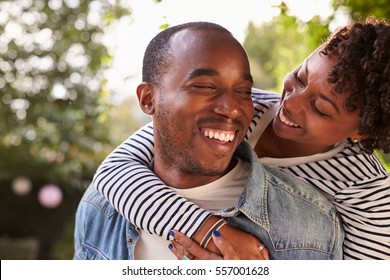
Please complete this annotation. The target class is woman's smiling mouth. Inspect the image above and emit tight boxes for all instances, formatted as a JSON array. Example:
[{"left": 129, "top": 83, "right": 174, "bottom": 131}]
[{"left": 279, "top": 109, "right": 300, "bottom": 128}]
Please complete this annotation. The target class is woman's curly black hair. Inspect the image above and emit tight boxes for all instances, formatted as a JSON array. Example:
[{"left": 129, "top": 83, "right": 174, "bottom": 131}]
[{"left": 321, "top": 17, "right": 390, "bottom": 153}]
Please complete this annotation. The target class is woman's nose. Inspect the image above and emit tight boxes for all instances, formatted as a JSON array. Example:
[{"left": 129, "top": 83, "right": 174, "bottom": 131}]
[{"left": 283, "top": 89, "right": 307, "bottom": 114}]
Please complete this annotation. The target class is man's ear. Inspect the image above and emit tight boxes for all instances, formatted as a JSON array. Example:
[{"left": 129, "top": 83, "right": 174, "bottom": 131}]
[{"left": 136, "top": 82, "right": 155, "bottom": 115}]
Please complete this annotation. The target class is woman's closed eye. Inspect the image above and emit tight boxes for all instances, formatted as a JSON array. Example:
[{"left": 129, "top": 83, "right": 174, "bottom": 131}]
[{"left": 310, "top": 99, "right": 328, "bottom": 117}]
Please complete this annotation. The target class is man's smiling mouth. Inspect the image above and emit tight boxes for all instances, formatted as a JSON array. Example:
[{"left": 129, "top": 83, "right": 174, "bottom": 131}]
[{"left": 202, "top": 129, "right": 235, "bottom": 143}]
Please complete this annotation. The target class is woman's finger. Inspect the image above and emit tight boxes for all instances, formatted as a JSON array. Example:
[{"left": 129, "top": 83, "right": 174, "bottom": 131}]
[
  {"left": 259, "top": 243, "right": 270, "bottom": 260},
  {"left": 169, "top": 230, "right": 222, "bottom": 260},
  {"left": 168, "top": 241, "right": 189, "bottom": 260},
  {"left": 211, "top": 230, "right": 240, "bottom": 260}
]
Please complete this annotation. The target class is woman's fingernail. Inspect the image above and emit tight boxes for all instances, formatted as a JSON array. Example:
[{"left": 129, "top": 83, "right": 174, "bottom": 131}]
[
  {"left": 169, "top": 230, "right": 175, "bottom": 237},
  {"left": 168, "top": 243, "right": 173, "bottom": 250},
  {"left": 212, "top": 230, "right": 221, "bottom": 237}
]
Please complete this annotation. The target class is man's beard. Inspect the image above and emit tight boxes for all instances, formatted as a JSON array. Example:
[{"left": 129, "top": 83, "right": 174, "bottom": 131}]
[{"left": 155, "top": 110, "right": 228, "bottom": 178}]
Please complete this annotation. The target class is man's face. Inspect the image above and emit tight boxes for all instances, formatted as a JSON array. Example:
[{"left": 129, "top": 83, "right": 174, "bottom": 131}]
[{"left": 152, "top": 29, "right": 254, "bottom": 187}]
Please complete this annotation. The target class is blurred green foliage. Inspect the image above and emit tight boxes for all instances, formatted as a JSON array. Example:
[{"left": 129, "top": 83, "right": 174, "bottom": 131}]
[
  {"left": 0, "top": 0, "right": 130, "bottom": 190},
  {"left": 244, "top": 7, "right": 329, "bottom": 92},
  {"left": 0, "top": 0, "right": 131, "bottom": 259},
  {"left": 332, "top": 0, "right": 390, "bottom": 20}
]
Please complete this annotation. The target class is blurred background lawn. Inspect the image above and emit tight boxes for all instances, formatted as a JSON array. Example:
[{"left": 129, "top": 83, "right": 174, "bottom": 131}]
[{"left": 1, "top": 0, "right": 389, "bottom": 259}]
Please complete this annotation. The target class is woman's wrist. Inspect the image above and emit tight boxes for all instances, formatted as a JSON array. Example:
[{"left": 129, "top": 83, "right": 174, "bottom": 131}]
[
  {"left": 192, "top": 215, "right": 228, "bottom": 254},
  {"left": 193, "top": 216, "right": 220, "bottom": 243},
  {"left": 199, "top": 218, "right": 227, "bottom": 248}
]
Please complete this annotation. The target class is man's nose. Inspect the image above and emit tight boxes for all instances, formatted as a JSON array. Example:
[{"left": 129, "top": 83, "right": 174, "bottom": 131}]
[{"left": 213, "top": 91, "right": 241, "bottom": 119}]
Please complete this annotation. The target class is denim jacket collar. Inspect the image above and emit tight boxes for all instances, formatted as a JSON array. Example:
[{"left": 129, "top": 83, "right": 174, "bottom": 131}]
[{"left": 233, "top": 141, "right": 269, "bottom": 226}]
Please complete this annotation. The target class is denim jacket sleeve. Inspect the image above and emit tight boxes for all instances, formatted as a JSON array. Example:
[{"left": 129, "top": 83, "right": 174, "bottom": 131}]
[{"left": 73, "top": 185, "right": 140, "bottom": 260}]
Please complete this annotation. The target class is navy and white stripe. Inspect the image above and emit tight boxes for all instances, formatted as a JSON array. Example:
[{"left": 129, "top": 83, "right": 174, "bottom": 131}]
[{"left": 93, "top": 89, "right": 390, "bottom": 259}]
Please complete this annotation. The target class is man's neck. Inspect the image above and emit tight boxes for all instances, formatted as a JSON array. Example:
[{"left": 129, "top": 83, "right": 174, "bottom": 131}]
[{"left": 152, "top": 157, "right": 238, "bottom": 189}]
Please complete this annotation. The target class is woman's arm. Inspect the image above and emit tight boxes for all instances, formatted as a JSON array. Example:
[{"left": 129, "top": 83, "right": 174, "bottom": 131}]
[{"left": 92, "top": 122, "right": 212, "bottom": 240}]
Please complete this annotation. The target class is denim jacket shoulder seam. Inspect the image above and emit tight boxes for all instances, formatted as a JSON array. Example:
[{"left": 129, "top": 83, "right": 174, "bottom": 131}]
[{"left": 81, "top": 199, "right": 117, "bottom": 218}]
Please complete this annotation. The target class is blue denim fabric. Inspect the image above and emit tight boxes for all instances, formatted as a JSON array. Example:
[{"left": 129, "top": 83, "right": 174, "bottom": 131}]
[
  {"left": 74, "top": 142, "right": 344, "bottom": 260},
  {"left": 73, "top": 186, "right": 140, "bottom": 260}
]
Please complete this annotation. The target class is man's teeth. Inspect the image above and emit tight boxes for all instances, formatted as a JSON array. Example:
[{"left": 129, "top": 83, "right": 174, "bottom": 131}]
[
  {"left": 279, "top": 110, "right": 299, "bottom": 127},
  {"left": 204, "top": 130, "right": 234, "bottom": 142}
]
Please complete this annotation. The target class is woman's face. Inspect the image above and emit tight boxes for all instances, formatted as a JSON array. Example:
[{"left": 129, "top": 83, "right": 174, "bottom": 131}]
[{"left": 274, "top": 47, "right": 362, "bottom": 151}]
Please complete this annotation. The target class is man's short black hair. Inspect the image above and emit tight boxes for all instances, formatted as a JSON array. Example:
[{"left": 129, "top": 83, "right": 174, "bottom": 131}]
[{"left": 142, "top": 22, "right": 232, "bottom": 86}]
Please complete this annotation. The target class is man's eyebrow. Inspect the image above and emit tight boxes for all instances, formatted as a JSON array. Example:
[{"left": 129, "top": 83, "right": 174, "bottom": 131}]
[
  {"left": 306, "top": 57, "right": 339, "bottom": 114},
  {"left": 188, "top": 68, "right": 253, "bottom": 83},
  {"left": 188, "top": 68, "right": 218, "bottom": 79},
  {"left": 243, "top": 73, "right": 254, "bottom": 83}
]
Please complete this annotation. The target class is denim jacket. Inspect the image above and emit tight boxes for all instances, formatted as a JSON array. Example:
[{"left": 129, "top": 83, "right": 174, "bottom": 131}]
[{"left": 74, "top": 142, "right": 344, "bottom": 260}]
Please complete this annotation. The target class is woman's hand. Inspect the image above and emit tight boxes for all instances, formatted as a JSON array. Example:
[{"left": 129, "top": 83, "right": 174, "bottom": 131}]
[
  {"left": 169, "top": 228, "right": 269, "bottom": 260},
  {"left": 191, "top": 216, "right": 269, "bottom": 259},
  {"left": 217, "top": 223, "right": 269, "bottom": 260},
  {"left": 169, "top": 230, "right": 238, "bottom": 260}
]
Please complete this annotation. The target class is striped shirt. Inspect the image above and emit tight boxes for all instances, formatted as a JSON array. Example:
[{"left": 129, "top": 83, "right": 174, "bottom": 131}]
[{"left": 93, "top": 89, "right": 390, "bottom": 259}]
